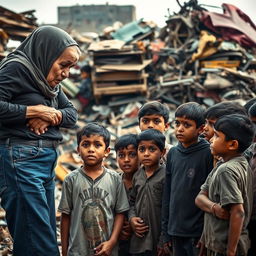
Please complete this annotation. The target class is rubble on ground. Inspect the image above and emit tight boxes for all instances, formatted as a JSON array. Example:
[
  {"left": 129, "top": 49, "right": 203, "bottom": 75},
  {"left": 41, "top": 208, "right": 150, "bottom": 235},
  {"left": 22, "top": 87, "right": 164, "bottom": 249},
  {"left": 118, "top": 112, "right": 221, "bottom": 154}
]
[{"left": 1, "top": 0, "right": 256, "bottom": 253}]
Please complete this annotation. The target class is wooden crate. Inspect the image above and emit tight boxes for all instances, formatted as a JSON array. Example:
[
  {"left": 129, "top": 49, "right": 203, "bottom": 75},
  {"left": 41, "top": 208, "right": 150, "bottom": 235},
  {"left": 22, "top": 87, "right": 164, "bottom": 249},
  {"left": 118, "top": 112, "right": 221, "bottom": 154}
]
[{"left": 93, "top": 75, "right": 147, "bottom": 101}]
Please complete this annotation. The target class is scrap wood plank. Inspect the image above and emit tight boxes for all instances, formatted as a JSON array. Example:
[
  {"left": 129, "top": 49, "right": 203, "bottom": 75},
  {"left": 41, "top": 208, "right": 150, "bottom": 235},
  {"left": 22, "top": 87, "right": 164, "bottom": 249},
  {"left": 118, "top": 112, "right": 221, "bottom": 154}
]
[
  {"left": 92, "top": 70, "right": 144, "bottom": 81},
  {"left": 93, "top": 83, "right": 147, "bottom": 96}
]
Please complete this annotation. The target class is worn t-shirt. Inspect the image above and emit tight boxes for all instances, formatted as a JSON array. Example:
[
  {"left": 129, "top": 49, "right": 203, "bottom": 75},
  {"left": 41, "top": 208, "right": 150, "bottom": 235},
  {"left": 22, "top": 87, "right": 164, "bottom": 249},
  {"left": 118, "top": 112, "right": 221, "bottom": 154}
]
[
  {"left": 201, "top": 156, "right": 253, "bottom": 255},
  {"left": 58, "top": 167, "right": 130, "bottom": 256},
  {"left": 128, "top": 164, "right": 166, "bottom": 254}
]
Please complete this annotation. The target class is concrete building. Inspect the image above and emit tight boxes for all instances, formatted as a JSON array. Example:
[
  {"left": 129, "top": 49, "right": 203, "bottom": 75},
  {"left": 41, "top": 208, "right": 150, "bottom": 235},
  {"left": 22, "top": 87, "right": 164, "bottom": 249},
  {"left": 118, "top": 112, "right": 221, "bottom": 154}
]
[{"left": 57, "top": 4, "right": 136, "bottom": 33}]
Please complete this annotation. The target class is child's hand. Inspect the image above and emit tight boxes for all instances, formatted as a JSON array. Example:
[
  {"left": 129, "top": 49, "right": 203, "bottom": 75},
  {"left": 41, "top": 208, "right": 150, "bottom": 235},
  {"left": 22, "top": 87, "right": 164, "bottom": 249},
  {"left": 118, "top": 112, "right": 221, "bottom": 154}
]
[
  {"left": 119, "top": 220, "right": 132, "bottom": 240},
  {"left": 130, "top": 217, "right": 149, "bottom": 238},
  {"left": 94, "top": 240, "right": 115, "bottom": 256},
  {"left": 197, "top": 240, "right": 206, "bottom": 256},
  {"left": 157, "top": 241, "right": 172, "bottom": 256},
  {"left": 213, "top": 204, "right": 230, "bottom": 220}
]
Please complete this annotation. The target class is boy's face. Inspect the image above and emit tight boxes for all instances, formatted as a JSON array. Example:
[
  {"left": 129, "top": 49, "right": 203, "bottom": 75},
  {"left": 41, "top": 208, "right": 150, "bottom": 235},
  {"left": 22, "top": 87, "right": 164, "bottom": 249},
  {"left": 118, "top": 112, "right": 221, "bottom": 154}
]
[
  {"left": 202, "top": 118, "right": 216, "bottom": 141},
  {"left": 117, "top": 145, "right": 139, "bottom": 175},
  {"left": 138, "top": 140, "right": 165, "bottom": 168},
  {"left": 77, "top": 135, "right": 110, "bottom": 167},
  {"left": 139, "top": 114, "right": 169, "bottom": 133},
  {"left": 174, "top": 116, "right": 203, "bottom": 148},
  {"left": 210, "top": 129, "right": 230, "bottom": 158}
]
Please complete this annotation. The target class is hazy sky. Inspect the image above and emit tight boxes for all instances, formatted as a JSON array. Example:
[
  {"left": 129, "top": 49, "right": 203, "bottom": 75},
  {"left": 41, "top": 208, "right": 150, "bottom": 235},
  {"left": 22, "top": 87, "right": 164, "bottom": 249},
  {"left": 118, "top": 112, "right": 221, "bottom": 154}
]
[{"left": 1, "top": 0, "right": 255, "bottom": 27}]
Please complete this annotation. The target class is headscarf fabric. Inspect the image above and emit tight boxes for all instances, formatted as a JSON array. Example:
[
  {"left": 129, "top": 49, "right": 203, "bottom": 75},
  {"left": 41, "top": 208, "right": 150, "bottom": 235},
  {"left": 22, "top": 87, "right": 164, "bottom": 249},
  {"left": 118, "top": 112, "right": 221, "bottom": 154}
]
[{"left": 0, "top": 26, "right": 79, "bottom": 100}]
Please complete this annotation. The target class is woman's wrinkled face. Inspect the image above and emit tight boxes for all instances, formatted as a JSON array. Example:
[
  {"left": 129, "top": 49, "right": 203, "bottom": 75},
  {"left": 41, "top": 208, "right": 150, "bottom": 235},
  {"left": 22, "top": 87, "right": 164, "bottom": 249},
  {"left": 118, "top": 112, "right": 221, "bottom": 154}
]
[{"left": 46, "top": 45, "right": 80, "bottom": 87}]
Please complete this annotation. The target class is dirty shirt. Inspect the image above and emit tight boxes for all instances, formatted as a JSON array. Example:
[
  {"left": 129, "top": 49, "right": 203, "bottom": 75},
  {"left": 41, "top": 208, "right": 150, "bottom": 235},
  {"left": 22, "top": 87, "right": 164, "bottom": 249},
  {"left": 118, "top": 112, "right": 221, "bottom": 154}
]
[
  {"left": 128, "top": 164, "right": 166, "bottom": 254},
  {"left": 162, "top": 138, "right": 213, "bottom": 242},
  {"left": 201, "top": 156, "right": 252, "bottom": 255},
  {"left": 58, "top": 167, "right": 130, "bottom": 256}
]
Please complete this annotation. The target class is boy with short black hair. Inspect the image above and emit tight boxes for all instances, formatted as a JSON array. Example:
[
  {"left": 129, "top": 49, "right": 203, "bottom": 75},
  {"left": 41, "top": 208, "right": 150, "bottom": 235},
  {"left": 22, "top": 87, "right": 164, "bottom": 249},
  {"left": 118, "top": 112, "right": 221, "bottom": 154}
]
[
  {"left": 115, "top": 134, "right": 139, "bottom": 256},
  {"left": 58, "top": 122, "right": 129, "bottom": 256},
  {"left": 128, "top": 129, "right": 166, "bottom": 255},
  {"left": 203, "top": 101, "right": 247, "bottom": 142},
  {"left": 195, "top": 114, "right": 254, "bottom": 256},
  {"left": 138, "top": 101, "right": 170, "bottom": 133},
  {"left": 138, "top": 101, "right": 172, "bottom": 158},
  {"left": 162, "top": 102, "right": 213, "bottom": 256}
]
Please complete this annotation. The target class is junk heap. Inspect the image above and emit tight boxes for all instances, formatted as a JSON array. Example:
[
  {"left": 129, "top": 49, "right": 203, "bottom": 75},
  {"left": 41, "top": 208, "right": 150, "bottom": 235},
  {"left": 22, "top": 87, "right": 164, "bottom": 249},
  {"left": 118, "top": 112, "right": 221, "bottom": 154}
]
[{"left": 1, "top": 1, "right": 256, "bottom": 254}]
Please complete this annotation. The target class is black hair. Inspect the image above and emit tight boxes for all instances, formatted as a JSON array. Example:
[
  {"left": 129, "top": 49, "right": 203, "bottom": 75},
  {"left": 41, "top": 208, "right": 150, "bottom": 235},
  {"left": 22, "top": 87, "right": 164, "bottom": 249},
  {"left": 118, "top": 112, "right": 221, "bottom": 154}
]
[
  {"left": 138, "top": 101, "right": 170, "bottom": 123},
  {"left": 175, "top": 102, "right": 205, "bottom": 128},
  {"left": 76, "top": 122, "right": 110, "bottom": 148},
  {"left": 244, "top": 97, "right": 256, "bottom": 114},
  {"left": 114, "top": 134, "right": 138, "bottom": 152},
  {"left": 137, "top": 129, "right": 166, "bottom": 151},
  {"left": 249, "top": 102, "right": 256, "bottom": 118},
  {"left": 205, "top": 101, "right": 247, "bottom": 120},
  {"left": 80, "top": 65, "right": 92, "bottom": 74},
  {"left": 214, "top": 114, "right": 254, "bottom": 153}
]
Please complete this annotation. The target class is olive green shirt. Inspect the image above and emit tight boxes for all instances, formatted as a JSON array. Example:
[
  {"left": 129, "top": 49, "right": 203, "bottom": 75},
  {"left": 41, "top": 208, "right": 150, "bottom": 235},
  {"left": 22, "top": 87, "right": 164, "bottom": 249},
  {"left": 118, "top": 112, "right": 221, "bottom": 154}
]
[{"left": 201, "top": 156, "right": 253, "bottom": 255}]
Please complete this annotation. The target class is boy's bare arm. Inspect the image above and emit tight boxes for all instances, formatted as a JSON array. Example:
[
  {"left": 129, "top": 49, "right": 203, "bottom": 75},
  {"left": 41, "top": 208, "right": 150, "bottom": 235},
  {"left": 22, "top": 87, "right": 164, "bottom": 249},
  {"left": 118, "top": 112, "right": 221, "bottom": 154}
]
[
  {"left": 195, "top": 191, "right": 229, "bottom": 219},
  {"left": 95, "top": 213, "right": 125, "bottom": 256},
  {"left": 60, "top": 213, "right": 71, "bottom": 256},
  {"left": 227, "top": 204, "right": 245, "bottom": 256},
  {"left": 195, "top": 190, "right": 214, "bottom": 213}
]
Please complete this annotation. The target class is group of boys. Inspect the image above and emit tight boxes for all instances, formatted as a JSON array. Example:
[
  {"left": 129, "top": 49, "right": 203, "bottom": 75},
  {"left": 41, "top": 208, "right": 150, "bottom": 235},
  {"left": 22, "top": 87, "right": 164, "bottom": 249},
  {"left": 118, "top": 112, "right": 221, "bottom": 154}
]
[{"left": 58, "top": 100, "right": 256, "bottom": 256}]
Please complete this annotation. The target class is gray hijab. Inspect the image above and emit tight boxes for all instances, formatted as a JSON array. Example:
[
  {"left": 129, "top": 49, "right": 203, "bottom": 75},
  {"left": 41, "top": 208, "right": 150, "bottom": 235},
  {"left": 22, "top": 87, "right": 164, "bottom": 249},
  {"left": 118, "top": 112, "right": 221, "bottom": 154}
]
[{"left": 0, "top": 25, "right": 79, "bottom": 100}]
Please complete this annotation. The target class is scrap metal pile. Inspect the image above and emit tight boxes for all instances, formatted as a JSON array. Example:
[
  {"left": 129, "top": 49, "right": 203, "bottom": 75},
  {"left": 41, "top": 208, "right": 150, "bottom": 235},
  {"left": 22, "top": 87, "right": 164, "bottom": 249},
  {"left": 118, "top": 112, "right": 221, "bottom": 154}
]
[
  {"left": 0, "top": 5, "right": 38, "bottom": 59},
  {"left": 1, "top": 1, "right": 256, "bottom": 254}
]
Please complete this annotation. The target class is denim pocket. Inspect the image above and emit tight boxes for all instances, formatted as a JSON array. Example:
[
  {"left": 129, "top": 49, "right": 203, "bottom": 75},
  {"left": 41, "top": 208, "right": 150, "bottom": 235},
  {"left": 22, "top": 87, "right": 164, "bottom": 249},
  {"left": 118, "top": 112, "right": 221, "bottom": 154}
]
[
  {"left": 12, "top": 145, "right": 41, "bottom": 162},
  {"left": 0, "top": 154, "right": 7, "bottom": 195}
]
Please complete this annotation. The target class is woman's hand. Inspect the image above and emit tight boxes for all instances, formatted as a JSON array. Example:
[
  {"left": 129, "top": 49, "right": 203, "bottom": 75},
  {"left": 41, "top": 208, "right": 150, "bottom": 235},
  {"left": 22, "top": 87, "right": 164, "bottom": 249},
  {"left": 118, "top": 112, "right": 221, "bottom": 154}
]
[
  {"left": 26, "top": 105, "right": 62, "bottom": 126},
  {"left": 27, "top": 118, "right": 50, "bottom": 135}
]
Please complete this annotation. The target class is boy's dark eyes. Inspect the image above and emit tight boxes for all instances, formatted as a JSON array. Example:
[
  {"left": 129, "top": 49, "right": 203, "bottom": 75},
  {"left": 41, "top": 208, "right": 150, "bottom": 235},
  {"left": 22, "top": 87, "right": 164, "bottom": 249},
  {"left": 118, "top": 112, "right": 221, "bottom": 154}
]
[
  {"left": 174, "top": 120, "right": 191, "bottom": 128},
  {"left": 138, "top": 146, "right": 145, "bottom": 152},
  {"left": 142, "top": 118, "right": 161, "bottom": 124},
  {"left": 129, "top": 152, "right": 137, "bottom": 158},
  {"left": 81, "top": 142, "right": 103, "bottom": 148},
  {"left": 118, "top": 152, "right": 137, "bottom": 158},
  {"left": 138, "top": 146, "right": 157, "bottom": 153}
]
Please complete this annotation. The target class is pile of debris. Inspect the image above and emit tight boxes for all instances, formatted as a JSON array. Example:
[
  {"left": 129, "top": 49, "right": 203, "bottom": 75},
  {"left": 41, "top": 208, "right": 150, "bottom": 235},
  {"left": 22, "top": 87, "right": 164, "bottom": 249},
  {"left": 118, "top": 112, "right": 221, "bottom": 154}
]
[
  {"left": 1, "top": 1, "right": 256, "bottom": 253},
  {"left": 0, "top": 5, "right": 38, "bottom": 59}
]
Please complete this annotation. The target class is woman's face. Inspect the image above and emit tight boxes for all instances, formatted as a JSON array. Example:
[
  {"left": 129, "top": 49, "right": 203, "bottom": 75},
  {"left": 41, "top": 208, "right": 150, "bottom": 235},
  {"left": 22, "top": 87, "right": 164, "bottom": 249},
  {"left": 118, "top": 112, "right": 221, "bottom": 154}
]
[{"left": 46, "top": 46, "right": 80, "bottom": 87}]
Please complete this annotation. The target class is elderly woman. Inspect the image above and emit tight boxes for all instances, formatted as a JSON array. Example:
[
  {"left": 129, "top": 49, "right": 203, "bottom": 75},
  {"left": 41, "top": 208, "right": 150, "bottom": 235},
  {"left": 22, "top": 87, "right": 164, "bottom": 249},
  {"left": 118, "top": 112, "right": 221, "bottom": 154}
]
[{"left": 0, "top": 26, "right": 80, "bottom": 255}]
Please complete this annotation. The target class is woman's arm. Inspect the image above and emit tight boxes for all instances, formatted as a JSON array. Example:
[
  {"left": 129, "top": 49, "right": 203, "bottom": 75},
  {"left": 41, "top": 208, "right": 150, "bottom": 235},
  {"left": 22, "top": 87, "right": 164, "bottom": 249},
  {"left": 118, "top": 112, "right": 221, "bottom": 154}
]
[{"left": 57, "top": 88, "right": 78, "bottom": 128}]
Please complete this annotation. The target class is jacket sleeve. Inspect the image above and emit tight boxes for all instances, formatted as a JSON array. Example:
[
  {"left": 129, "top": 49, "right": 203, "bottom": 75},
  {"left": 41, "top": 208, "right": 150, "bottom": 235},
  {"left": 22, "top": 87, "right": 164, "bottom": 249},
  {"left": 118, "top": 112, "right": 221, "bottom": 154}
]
[
  {"left": 0, "top": 65, "right": 27, "bottom": 123},
  {"left": 161, "top": 149, "right": 172, "bottom": 243},
  {"left": 58, "top": 87, "right": 78, "bottom": 128}
]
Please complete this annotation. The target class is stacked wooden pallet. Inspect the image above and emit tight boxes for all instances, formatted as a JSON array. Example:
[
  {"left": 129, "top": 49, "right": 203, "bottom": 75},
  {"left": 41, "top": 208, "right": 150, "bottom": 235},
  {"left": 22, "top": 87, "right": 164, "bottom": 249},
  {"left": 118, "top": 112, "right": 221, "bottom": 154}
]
[{"left": 89, "top": 40, "right": 151, "bottom": 100}]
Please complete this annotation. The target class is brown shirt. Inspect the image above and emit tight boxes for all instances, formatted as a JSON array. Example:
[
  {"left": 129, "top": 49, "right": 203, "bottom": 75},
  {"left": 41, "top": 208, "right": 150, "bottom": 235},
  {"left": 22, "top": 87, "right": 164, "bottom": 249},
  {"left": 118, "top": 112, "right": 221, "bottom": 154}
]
[{"left": 128, "top": 164, "right": 166, "bottom": 254}]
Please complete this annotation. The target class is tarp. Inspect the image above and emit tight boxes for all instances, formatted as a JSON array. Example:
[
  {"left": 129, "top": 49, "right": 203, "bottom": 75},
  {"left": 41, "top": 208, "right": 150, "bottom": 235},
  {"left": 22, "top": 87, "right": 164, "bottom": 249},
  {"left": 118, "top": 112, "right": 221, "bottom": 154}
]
[{"left": 201, "top": 3, "right": 256, "bottom": 48}]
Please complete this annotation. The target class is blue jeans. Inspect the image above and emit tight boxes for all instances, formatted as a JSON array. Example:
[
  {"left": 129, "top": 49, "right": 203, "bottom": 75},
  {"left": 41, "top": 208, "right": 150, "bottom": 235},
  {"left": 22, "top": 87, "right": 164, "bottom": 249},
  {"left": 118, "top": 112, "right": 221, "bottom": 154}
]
[{"left": 0, "top": 142, "right": 60, "bottom": 256}]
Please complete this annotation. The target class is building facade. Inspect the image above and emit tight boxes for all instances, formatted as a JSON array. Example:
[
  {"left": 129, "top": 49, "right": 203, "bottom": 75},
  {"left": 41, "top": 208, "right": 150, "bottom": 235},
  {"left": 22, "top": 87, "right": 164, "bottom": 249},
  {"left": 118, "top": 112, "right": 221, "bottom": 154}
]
[{"left": 57, "top": 4, "right": 136, "bottom": 33}]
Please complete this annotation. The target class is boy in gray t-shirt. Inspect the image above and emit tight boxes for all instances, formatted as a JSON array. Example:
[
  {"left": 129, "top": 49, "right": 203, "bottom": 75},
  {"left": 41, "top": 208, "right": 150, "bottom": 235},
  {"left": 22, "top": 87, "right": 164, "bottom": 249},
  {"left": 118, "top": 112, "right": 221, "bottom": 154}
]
[
  {"left": 195, "top": 114, "right": 254, "bottom": 256},
  {"left": 58, "top": 123, "right": 129, "bottom": 256}
]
